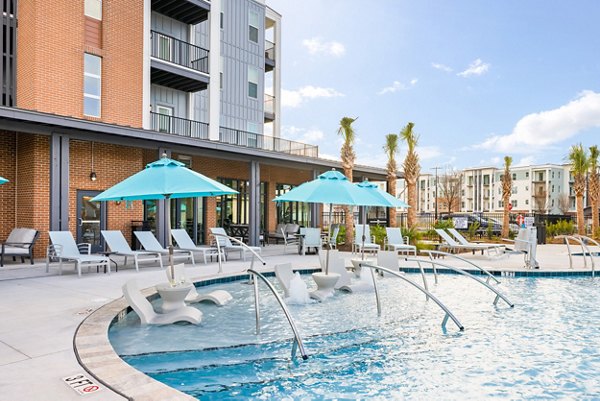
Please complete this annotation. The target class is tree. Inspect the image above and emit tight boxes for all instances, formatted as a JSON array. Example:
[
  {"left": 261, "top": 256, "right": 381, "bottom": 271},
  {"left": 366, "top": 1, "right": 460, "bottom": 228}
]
[
  {"left": 338, "top": 116, "right": 357, "bottom": 245},
  {"left": 567, "top": 144, "right": 589, "bottom": 235},
  {"left": 384, "top": 134, "right": 399, "bottom": 227},
  {"left": 501, "top": 156, "right": 513, "bottom": 238},
  {"left": 400, "top": 122, "right": 420, "bottom": 228},
  {"left": 589, "top": 145, "right": 599, "bottom": 236},
  {"left": 439, "top": 168, "right": 462, "bottom": 214},
  {"left": 558, "top": 193, "right": 571, "bottom": 215}
]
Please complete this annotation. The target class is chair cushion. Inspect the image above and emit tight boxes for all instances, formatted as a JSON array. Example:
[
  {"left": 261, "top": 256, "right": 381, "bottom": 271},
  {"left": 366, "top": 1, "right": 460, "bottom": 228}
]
[{"left": 2, "top": 246, "right": 29, "bottom": 255}]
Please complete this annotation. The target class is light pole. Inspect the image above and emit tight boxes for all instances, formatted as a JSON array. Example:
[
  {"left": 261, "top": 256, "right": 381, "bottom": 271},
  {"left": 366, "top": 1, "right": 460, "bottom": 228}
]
[{"left": 431, "top": 166, "right": 442, "bottom": 221}]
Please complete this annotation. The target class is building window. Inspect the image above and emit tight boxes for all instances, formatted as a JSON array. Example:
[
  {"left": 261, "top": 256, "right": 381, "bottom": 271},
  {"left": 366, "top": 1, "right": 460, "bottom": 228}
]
[
  {"left": 156, "top": 105, "right": 173, "bottom": 133},
  {"left": 84, "top": 0, "right": 102, "bottom": 20},
  {"left": 248, "top": 66, "right": 258, "bottom": 98},
  {"left": 247, "top": 122, "right": 259, "bottom": 148},
  {"left": 220, "top": 12, "right": 224, "bottom": 29},
  {"left": 512, "top": 173, "right": 517, "bottom": 180},
  {"left": 83, "top": 53, "right": 101, "bottom": 117},
  {"left": 552, "top": 185, "right": 555, "bottom": 193},
  {"left": 525, "top": 171, "right": 529, "bottom": 178},
  {"left": 512, "top": 186, "right": 517, "bottom": 194},
  {"left": 525, "top": 199, "right": 529, "bottom": 205},
  {"left": 512, "top": 200, "right": 518, "bottom": 208},
  {"left": 248, "top": 10, "right": 259, "bottom": 43}
]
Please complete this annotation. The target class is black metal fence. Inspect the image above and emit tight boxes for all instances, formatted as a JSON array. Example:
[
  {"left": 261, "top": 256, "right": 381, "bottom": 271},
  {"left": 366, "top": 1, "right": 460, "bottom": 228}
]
[
  {"left": 151, "top": 30, "right": 209, "bottom": 74},
  {"left": 150, "top": 112, "right": 209, "bottom": 139},
  {"left": 219, "top": 126, "right": 318, "bottom": 158}
]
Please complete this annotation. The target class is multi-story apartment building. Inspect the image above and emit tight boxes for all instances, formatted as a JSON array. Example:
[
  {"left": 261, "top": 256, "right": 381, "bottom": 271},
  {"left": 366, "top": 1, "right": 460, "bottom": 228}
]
[
  {"left": 462, "top": 167, "right": 497, "bottom": 213},
  {"left": 0, "top": 0, "right": 387, "bottom": 257}
]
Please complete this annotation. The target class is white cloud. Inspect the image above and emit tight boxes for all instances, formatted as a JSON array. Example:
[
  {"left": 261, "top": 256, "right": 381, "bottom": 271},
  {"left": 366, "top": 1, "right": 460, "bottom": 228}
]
[
  {"left": 377, "top": 79, "right": 418, "bottom": 95},
  {"left": 476, "top": 90, "right": 600, "bottom": 152},
  {"left": 282, "top": 86, "right": 344, "bottom": 108},
  {"left": 457, "top": 58, "right": 490, "bottom": 77},
  {"left": 432, "top": 62, "right": 453, "bottom": 72},
  {"left": 418, "top": 146, "right": 442, "bottom": 160},
  {"left": 515, "top": 155, "right": 537, "bottom": 166},
  {"left": 282, "top": 125, "right": 325, "bottom": 144},
  {"left": 302, "top": 37, "right": 346, "bottom": 57}
]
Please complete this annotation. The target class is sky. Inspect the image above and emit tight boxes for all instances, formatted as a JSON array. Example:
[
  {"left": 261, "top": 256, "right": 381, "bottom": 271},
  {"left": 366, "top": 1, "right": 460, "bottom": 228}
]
[{"left": 265, "top": 0, "right": 600, "bottom": 173}]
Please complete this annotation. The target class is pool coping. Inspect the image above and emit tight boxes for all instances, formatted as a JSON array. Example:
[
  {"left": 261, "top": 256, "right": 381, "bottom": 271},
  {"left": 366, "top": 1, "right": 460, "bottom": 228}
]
[{"left": 73, "top": 268, "right": 318, "bottom": 401}]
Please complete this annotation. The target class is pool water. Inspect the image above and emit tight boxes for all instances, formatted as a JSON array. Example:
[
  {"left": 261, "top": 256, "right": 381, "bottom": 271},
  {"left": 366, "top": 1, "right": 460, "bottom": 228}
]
[{"left": 109, "top": 275, "right": 600, "bottom": 400}]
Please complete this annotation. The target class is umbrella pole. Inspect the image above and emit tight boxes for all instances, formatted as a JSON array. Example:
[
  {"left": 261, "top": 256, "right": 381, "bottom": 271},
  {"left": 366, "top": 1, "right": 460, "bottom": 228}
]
[
  {"left": 325, "top": 203, "right": 332, "bottom": 275},
  {"left": 166, "top": 195, "right": 175, "bottom": 284},
  {"left": 361, "top": 207, "right": 367, "bottom": 260}
]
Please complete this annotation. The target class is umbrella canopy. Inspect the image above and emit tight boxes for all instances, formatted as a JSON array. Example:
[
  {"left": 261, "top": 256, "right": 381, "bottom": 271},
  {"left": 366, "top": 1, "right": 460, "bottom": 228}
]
[
  {"left": 356, "top": 180, "right": 410, "bottom": 208},
  {"left": 91, "top": 157, "right": 237, "bottom": 202},
  {"left": 0, "top": 176, "right": 8, "bottom": 185},
  {"left": 273, "top": 170, "right": 381, "bottom": 206}
]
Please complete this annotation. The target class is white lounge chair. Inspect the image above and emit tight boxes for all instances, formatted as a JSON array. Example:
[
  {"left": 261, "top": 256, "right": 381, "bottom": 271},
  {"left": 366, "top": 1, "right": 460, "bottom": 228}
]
[
  {"left": 435, "top": 229, "right": 504, "bottom": 257},
  {"left": 46, "top": 231, "right": 110, "bottom": 277},
  {"left": 353, "top": 225, "right": 380, "bottom": 255},
  {"left": 101, "top": 230, "right": 163, "bottom": 272},
  {"left": 122, "top": 279, "right": 202, "bottom": 325},
  {"left": 274, "top": 262, "right": 295, "bottom": 297},
  {"left": 384, "top": 227, "right": 417, "bottom": 256},
  {"left": 300, "top": 227, "right": 322, "bottom": 255},
  {"left": 171, "top": 229, "right": 225, "bottom": 264},
  {"left": 209, "top": 227, "right": 261, "bottom": 261},
  {"left": 326, "top": 250, "right": 373, "bottom": 292},
  {"left": 133, "top": 231, "right": 195, "bottom": 265},
  {"left": 447, "top": 228, "right": 506, "bottom": 255},
  {"left": 167, "top": 264, "right": 232, "bottom": 306}
]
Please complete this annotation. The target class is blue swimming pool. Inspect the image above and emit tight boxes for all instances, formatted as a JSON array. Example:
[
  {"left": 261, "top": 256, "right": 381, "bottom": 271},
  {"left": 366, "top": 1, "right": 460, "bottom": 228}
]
[{"left": 109, "top": 274, "right": 600, "bottom": 400}]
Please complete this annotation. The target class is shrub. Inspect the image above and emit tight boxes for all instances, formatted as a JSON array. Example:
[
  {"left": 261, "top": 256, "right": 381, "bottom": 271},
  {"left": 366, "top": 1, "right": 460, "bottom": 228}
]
[
  {"left": 369, "top": 225, "right": 387, "bottom": 246},
  {"left": 467, "top": 221, "right": 481, "bottom": 239},
  {"left": 546, "top": 219, "right": 575, "bottom": 237}
]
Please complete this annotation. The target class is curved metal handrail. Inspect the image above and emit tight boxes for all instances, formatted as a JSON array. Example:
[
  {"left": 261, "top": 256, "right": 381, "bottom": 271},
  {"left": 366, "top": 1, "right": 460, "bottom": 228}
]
[
  {"left": 403, "top": 258, "right": 514, "bottom": 308},
  {"left": 574, "top": 235, "right": 598, "bottom": 277},
  {"left": 561, "top": 235, "right": 596, "bottom": 276},
  {"left": 212, "top": 233, "right": 266, "bottom": 273},
  {"left": 247, "top": 269, "right": 308, "bottom": 360},
  {"left": 360, "top": 262, "right": 464, "bottom": 332},
  {"left": 423, "top": 250, "right": 501, "bottom": 285}
]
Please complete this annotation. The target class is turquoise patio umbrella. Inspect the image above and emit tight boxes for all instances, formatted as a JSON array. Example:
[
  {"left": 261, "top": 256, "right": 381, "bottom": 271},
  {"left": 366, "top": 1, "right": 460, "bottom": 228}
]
[
  {"left": 0, "top": 176, "right": 8, "bottom": 184},
  {"left": 356, "top": 180, "right": 410, "bottom": 259},
  {"left": 91, "top": 155, "right": 238, "bottom": 281},
  {"left": 273, "top": 170, "right": 382, "bottom": 274}
]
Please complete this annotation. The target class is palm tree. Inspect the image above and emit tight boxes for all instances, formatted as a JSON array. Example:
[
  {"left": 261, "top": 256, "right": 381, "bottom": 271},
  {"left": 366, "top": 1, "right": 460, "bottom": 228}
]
[
  {"left": 338, "top": 116, "right": 357, "bottom": 245},
  {"left": 501, "top": 156, "right": 513, "bottom": 238},
  {"left": 384, "top": 134, "right": 399, "bottom": 227},
  {"left": 588, "top": 145, "right": 599, "bottom": 236},
  {"left": 568, "top": 144, "right": 589, "bottom": 235},
  {"left": 400, "top": 122, "right": 419, "bottom": 228}
]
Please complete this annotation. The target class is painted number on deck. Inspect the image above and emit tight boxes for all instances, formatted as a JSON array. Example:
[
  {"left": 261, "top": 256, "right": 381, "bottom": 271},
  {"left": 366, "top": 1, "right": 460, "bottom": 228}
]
[{"left": 62, "top": 374, "right": 102, "bottom": 395}]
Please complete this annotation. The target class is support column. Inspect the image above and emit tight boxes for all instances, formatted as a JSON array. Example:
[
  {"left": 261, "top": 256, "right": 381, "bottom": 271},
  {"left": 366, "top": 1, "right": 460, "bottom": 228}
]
[
  {"left": 50, "top": 133, "right": 69, "bottom": 231},
  {"left": 310, "top": 170, "right": 320, "bottom": 227},
  {"left": 156, "top": 148, "right": 171, "bottom": 247},
  {"left": 248, "top": 160, "right": 261, "bottom": 246},
  {"left": 208, "top": 0, "right": 222, "bottom": 140}
]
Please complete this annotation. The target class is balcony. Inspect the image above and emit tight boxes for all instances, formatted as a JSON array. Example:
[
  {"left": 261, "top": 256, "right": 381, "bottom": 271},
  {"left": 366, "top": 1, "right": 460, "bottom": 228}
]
[
  {"left": 265, "top": 40, "right": 275, "bottom": 72},
  {"left": 150, "top": 30, "right": 209, "bottom": 92},
  {"left": 150, "top": 112, "right": 209, "bottom": 139},
  {"left": 151, "top": 0, "right": 210, "bottom": 25},
  {"left": 264, "top": 94, "right": 275, "bottom": 121},
  {"left": 219, "top": 127, "right": 318, "bottom": 158}
]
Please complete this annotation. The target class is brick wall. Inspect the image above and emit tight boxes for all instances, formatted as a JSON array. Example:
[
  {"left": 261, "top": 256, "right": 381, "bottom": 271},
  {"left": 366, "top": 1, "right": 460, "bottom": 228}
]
[
  {"left": 0, "top": 132, "right": 16, "bottom": 241},
  {"left": 16, "top": 0, "right": 144, "bottom": 128}
]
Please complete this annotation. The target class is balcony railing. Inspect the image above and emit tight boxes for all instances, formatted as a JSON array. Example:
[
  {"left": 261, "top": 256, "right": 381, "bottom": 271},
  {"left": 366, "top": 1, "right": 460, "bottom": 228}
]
[
  {"left": 150, "top": 112, "right": 209, "bottom": 139},
  {"left": 219, "top": 127, "right": 318, "bottom": 158},
  {"left": 264, "top": 94, "right": 275, "bottom": 120},
  {"left": 151, "top": 30, "right": 209, "bottom": 74},
  {"left": 265, "top": 40, "right": 275, "bottom": 62}
]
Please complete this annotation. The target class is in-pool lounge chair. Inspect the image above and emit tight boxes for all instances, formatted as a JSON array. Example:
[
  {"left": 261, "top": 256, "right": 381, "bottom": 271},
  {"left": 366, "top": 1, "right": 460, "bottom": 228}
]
[
  {"left": 384, "top": 227, "right": 417, "bottom": 256},
  {"left": 101, "top": 230, "right": 163, "bottom": 271},
  {"left": 47, "top": 231, "right": 110, "bottom": 277},
  {"left": 435, "top": 229, "right": 504, "bottom": 257},
  {"left": 325, "top": 250, "right": 373, "bottom": 293},
  {"left": 171, "top": 229, "right": 225, "bottom": 264},
  {"left": 1, "top": 228, "right": 39, "bottom": 267},
  {"left": 352, "top": 225, "right": 380, "bottom": 255},
  {"left": 168, "top": 264, "right": 232, "bottom": 306},
  {"left": 274, "top": 262, "right": 295, "bottom": 297},
  {"left": 134, "top": 231, "right": 195, "bottom": 265},
  {"left": 122, "top": 279, "right": 202, "bottom": 325},
  {"left": 209, "top": 227, "right": 261, "bottom": 261}
]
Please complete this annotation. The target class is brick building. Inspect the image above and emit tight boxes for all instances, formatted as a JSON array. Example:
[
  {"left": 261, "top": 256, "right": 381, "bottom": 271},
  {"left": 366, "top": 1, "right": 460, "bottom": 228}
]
[{"left": 0, "top": 0, "right": 387, "bottom": 258}]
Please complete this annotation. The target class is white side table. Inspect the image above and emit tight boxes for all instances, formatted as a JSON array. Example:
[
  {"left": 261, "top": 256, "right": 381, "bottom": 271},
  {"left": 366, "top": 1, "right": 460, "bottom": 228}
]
[
  {"left": 155, "top": 282, "right": 194, "bottom": 313},
  {"left": 309, "top": 272, "right": 340, "bottom": 302}
]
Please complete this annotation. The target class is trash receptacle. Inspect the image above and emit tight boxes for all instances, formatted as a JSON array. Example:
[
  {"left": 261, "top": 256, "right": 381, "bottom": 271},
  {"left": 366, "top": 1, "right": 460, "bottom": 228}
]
[
  {"left": 536, "top": 223, "right": 546, "bottom": 244},
  {"left": 131, "top": 220, "right": 151, "bottom": 249}
]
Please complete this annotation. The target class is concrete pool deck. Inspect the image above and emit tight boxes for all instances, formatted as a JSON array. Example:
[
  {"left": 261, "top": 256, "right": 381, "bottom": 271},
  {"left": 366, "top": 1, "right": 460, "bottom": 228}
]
[{"left": 0, "top": 243, "right": 596, "bottom": 401}]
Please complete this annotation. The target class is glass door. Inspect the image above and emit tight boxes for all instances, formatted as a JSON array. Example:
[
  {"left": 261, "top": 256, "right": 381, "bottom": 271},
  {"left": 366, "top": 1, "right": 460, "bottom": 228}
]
[{"left": 77, "top": 190, "right": 106, "bottom": 253}]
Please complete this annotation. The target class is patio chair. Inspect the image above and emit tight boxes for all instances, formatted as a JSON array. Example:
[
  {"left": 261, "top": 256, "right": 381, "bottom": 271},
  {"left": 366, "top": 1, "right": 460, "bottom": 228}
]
[
  {"left": 167, "top": 264, "right": 232, "bottom": 306},
  {"left": 122, "top": 279, "right": 202, "bottom": 325},
  {"left": 322, "top": 224, "right": 340, "bottom": 250},
  {"left": 435, "top": 229, "right": 503, "bottom": 257},
  {"left": 209, "top": 227, "right": 261, "bottom": 261},
  {"left": 46, "top": 231, "right": 110, "bottom": 277},
  {"left": 352, "top": 225, "right": 380, "bottom": 255},
  {"left": 1, "top": 228, "right": 39, "bottom": 267},
  {"left": 133, "top": 231, "right": 195, "bottom": 265},
  {"left": 300, "top": 227, "right": 322, "bottom": 255},
  {"left": 384, "top": 227, "right": 417, "bottom": 256},
  {"left": 101, "top": 230, "right": 163, "bottom": 272},
  {"left": 171, "top": 229, "right": 225, "bottom": 264},
  {"left": 268, "top": 223, "right": 288, "bottom": 244},
  {"left": 281, "top": 226, "right": 300, "bottom": 254}
]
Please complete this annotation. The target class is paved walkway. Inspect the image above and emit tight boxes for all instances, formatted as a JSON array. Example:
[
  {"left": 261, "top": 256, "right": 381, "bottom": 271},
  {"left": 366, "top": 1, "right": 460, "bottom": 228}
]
[{"left": 0, "top": 243, "right": 595, "bottom": 401}]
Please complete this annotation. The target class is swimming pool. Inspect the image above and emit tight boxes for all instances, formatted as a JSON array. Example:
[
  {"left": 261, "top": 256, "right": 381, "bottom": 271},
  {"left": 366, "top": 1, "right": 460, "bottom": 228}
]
[{"left": 109, "top": 274, "right": 600, "bottom": 400}]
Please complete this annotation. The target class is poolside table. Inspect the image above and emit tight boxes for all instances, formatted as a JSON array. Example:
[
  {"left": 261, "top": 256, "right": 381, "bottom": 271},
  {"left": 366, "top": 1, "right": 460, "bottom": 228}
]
[{"left": 155, "top": 282, "right": 194, "bottom": 313}]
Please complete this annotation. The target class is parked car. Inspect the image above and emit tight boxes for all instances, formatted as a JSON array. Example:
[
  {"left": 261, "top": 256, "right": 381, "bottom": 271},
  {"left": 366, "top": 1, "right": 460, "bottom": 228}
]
[{"left": 439, "top": 214, "right": 513, "bottom": 235}]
